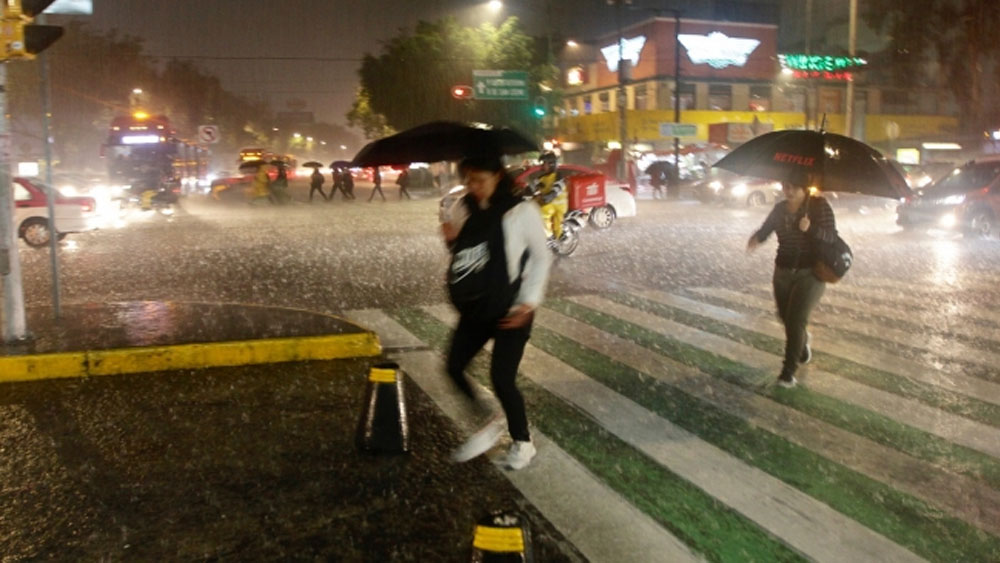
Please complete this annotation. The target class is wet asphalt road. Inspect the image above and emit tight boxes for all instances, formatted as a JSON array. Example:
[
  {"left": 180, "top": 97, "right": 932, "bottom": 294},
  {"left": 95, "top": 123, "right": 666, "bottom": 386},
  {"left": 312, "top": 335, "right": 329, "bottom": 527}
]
[{"left": 15, "top": 180, "right": 1000, "bottom": 315}]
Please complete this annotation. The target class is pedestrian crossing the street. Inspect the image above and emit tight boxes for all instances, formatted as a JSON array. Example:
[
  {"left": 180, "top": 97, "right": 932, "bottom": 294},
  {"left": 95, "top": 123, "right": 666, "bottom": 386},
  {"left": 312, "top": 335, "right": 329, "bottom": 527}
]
[{"left": 346, "top": 276, "right": 1000, "bottom": 563}]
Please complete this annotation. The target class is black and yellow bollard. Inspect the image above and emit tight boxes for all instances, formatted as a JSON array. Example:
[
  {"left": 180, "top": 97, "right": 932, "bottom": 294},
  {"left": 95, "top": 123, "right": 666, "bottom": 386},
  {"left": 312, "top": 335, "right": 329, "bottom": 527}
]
[
  {"left": 356, "top": 361, "right": 409, "bottom": 454},
  {"left": 470, "top": 510, "right": 533, "bottom": 563}
]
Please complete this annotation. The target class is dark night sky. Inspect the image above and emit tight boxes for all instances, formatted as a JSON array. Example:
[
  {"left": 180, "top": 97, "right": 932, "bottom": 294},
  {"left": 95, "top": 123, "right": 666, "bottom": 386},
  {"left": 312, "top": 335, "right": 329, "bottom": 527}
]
[{"left": 79, "top": 1, "right": 625, "bottom": 126}]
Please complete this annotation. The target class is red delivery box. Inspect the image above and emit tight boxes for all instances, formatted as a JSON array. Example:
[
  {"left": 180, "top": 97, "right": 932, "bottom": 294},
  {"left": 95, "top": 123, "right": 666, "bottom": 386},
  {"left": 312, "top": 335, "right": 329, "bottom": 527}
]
[{"left": 568, "top": 174, "right": 606, "bottom": 210}]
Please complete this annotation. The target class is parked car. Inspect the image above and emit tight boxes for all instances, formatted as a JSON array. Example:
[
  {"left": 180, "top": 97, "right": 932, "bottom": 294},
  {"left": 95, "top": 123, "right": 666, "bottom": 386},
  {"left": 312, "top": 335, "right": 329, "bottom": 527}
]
[
  {"left": 13, "top": 177, "right": 99, "bottom": 247},
  {"left": 896, "top": 157, "right": 1000, "bottom": 238},
  {"left": 694, "top": 169, "right": 782, "bottom": 207}
]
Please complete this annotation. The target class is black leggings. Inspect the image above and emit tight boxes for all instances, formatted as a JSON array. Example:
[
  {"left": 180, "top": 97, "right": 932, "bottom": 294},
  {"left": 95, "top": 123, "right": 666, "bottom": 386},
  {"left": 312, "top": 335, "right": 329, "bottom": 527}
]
[{"left": 446, "top": 315, "right": 532, "bottom": 442}]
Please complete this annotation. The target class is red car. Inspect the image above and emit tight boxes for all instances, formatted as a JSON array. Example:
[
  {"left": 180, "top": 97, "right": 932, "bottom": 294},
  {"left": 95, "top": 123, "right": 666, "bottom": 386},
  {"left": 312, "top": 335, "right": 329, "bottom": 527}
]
[{"left": 14, "top": 177, "right": 98, "bottom": 247}]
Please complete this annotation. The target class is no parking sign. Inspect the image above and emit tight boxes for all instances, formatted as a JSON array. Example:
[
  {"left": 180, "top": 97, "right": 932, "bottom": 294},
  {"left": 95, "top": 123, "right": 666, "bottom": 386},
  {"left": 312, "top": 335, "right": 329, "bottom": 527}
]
[{"left": 198, "top": 125, "right": 220, "bottom": 144}]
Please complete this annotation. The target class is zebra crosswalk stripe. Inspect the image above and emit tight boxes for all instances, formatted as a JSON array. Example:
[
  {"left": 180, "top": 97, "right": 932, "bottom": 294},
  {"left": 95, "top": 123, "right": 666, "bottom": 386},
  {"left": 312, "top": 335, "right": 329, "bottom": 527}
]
[
  {"left": 419, "top": 305, "right": 925, "bottom": 563},
  {"left": 690, "top": 286, "right": 1000, "bottom": 371},
  {"left": 635, "top": 289, "right": 1000, "bottom": 407},
  {"left": 347, "top": 277, "right": 1000, "bottom": 561},
  {"left": 571, "top": 294, "right": 1000, "bottom": 461}
]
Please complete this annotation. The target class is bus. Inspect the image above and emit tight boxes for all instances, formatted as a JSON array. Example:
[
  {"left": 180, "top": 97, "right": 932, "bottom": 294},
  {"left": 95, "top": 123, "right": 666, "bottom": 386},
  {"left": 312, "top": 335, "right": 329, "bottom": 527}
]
[{"left": 103, "top": 113, "right": 210, "bottom": 193}]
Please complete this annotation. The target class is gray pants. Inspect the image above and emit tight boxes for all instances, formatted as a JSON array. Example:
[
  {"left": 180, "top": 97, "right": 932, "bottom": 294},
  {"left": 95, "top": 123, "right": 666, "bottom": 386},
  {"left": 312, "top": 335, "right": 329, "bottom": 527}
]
[{"left": 773, "top": 267, "right": 826, "bottom": 378}]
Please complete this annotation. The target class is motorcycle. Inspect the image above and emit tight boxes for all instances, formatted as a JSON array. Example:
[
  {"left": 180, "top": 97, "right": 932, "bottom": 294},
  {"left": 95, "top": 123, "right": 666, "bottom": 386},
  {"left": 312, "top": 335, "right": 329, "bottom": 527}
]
[{"left": 531, "top": 178, "right": 581, "bottom": 258}]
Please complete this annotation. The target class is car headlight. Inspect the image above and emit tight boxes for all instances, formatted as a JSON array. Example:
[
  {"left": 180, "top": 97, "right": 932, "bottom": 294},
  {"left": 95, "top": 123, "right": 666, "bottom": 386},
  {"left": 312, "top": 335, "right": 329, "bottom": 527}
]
[
  {"left": 939, "top": 212, "right": 957, "bottom": 228},
  {"left": 708, "top": 180, "right": 723, "bottom": 192},
  {"left": 731, "top": 183, "right": 747, "bottom": 197},
  {"left": 939, "top": 194, "right": 966, "bottom": 205}
]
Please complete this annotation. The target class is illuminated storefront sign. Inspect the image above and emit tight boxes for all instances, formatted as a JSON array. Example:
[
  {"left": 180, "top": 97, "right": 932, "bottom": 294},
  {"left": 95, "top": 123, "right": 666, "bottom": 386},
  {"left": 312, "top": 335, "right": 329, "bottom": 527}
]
[
  {"left": 677, "top": 32, "right": 760, "bottom": 69},
  {"left": 566, "top": 66, "right": 586, "bottom": 86},
  {"left": 788, "top": 70, "right": 854, "bottom": 81},
  {"left": 601, "top": 36, "right": 647, "bottom": 72},
  {"left": 779, "top": 54, "right": 867, "bottom": 72}
]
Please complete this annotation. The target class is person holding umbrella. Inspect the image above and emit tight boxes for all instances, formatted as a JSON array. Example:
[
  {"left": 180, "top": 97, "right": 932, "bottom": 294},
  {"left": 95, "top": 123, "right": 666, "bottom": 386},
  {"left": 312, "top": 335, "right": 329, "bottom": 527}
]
[
  {"left": 303, "top": 162, "right": 327, "bottom": 202},
  {"left": 441, "top": 152, "right": 552, "bottom": 470},
  {"left": 368, "top": 166, "right": 385, "bottom": 202},
  {"left": 746, "top": 177, "right": 838, "bottom": 388}
]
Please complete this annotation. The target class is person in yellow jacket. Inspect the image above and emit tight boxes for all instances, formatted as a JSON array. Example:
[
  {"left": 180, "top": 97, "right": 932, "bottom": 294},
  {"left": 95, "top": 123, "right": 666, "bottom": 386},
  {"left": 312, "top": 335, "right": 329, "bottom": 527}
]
[
  {"left": 534, "top": 152, "right": 567, "bottom": 239},
  {"left": 249, "top": 163, "right": 272, "bottom": 205}
]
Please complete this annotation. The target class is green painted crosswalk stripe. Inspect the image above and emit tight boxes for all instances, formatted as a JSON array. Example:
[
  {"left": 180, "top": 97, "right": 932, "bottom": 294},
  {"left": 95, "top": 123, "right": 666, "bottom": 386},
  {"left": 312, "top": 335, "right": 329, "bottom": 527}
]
[
  {"left": 608, "top": 291, "right": 1000, "bottom": 432},
  {"left": 388, "top": 307, "right": 806, "bottom": 563},
  {"left": 547, "top": 299, "right": 1000, "bottom": 524},
  {"left": 688, "top": 289, "right": 1000, "bottom": 385},
  {"left": 529, "top": 326, "right": 1000, "bottom": 562}
]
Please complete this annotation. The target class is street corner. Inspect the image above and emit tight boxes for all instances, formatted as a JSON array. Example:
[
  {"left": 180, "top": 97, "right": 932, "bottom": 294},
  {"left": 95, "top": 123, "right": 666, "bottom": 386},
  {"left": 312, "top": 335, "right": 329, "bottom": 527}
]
[{"left": 0, "top": 301, "right": 382, "bottom": 383}]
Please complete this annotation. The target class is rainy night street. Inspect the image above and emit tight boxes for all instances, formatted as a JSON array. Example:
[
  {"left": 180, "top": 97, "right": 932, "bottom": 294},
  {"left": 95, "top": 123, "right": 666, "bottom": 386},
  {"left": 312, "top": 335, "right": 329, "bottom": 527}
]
[{"left": 6, "top": 183, "right": 1000, "bottom": 560}]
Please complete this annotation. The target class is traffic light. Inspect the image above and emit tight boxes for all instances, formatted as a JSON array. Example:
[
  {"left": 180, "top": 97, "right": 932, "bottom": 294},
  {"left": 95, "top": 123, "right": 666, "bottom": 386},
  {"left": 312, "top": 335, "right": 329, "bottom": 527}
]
[
  {"left": 1, "top": 0, "right": 63, "bottom": 60},
  {"left": 532, "top": 96, "right": 546, "bottom": 118},
  {"left": 451, "top": 85, "right": 473, "bottom": 100}
]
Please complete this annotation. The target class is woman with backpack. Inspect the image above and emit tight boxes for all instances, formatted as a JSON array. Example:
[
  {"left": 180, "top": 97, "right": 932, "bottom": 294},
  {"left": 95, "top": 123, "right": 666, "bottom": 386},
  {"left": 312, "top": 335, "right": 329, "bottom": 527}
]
[{"left": 439, "top": 153, "right": 552, "bottom": 470}]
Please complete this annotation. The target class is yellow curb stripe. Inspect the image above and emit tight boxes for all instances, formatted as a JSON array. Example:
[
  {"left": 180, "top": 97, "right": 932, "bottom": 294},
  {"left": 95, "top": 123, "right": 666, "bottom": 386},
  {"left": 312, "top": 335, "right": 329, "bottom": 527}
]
[
  {"left": 1, "top": 332, "right": 381, "bottom": 382},
  {"left": 0, "top": 352, "right": 89, "bottom": 383}
]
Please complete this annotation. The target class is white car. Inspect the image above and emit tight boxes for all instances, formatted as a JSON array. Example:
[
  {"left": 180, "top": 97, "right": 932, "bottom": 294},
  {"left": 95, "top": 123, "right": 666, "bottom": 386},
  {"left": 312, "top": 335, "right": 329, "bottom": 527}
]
[{"left": 14, "top": 177, "right": 99, "bottom": 247}]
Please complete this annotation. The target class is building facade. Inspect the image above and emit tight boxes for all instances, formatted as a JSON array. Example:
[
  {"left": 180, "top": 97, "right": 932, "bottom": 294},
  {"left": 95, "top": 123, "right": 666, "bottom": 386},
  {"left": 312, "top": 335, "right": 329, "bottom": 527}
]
[{"left": 554, "top": 16, "right": 957, "bottom": 154}]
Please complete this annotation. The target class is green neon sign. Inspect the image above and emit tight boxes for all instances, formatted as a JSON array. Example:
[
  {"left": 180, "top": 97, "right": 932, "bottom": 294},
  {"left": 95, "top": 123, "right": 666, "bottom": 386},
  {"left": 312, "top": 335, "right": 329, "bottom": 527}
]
[{"left": 778, "top": 54, "right": 867, "bottom": 72}]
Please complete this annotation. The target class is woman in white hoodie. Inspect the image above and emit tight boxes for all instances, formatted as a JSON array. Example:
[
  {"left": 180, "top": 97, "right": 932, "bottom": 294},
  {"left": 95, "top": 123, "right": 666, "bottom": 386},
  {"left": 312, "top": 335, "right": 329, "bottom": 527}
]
[{"left": 440, "top": 153, "right": 552, "bottom": 470}]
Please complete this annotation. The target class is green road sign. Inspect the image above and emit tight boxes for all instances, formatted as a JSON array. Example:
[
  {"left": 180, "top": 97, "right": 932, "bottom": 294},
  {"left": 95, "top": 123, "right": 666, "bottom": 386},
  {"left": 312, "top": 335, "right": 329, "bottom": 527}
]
[
  {"left": 659, "top": 123, "right": 698, "bottom": 138},
  {"left": 472, "top": 70, "right": 529, "bottom": 101}
]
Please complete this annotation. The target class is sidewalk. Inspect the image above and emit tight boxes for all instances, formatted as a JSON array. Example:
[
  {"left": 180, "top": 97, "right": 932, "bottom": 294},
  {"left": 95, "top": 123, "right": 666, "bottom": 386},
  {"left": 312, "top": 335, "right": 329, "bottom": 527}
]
[
  {"left": 0, "top": 303, "right": 582, "bottom": 560},
  {"left": 0, "top": 301, "right": 381, "bottom": 382}
]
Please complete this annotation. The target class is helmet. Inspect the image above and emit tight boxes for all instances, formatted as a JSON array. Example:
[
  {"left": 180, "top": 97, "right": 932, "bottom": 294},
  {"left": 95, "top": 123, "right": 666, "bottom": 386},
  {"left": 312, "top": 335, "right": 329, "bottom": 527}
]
[{"left": 539, "top": 151, "right": 558, "bottom": 164}]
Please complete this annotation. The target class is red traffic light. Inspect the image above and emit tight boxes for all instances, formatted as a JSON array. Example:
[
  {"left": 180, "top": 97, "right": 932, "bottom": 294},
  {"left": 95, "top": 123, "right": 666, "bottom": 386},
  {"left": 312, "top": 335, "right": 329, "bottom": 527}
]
[{"left": 451, "top": 85, "right": 473, "bottom": 100}]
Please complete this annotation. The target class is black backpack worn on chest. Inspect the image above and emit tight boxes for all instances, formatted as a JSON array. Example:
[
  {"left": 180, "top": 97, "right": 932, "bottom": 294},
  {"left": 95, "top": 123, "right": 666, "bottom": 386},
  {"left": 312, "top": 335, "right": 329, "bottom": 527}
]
[{"left": 448, "top": 196, "right": 521, "bottom": 320}]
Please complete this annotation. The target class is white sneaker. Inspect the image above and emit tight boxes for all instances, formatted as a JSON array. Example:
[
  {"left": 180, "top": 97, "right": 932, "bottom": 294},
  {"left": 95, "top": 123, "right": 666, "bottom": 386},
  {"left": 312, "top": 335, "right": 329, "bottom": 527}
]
[
  {"left": 800, "top": 331, "right": 813, "bottom": 364},
  {"left": 451, "top": 417, "right": 504, "bottom": 463},
  {"left": 502, "top": 440, "right": 537, "bottom": 470},
  {"left": 777, "top": 375, "right": 798, "bottom": 389}
]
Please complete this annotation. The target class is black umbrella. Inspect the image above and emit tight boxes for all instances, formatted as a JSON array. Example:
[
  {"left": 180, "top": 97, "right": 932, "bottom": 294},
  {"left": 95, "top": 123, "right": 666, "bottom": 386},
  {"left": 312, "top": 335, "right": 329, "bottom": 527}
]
[
  {"left": 238, "top": 159, "right": 268, "bottom": 172},
  {"left": 350, "top": 121, "right": 537, "bottom": 167},
  {"left": 330, "top": 160, "right": 353, "bottom": 169},
  {"left": 713, "top": 129, "right": 911, "bottom": 199},
  {"left": 302, "top": 161, "right": 324, "bottom": 168}
]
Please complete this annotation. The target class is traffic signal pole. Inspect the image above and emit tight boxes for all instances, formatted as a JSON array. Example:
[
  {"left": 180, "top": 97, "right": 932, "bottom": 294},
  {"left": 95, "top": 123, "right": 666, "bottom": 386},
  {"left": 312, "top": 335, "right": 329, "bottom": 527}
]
[{"left": 0, "top": 62, "right": 29, "bottom": 342}]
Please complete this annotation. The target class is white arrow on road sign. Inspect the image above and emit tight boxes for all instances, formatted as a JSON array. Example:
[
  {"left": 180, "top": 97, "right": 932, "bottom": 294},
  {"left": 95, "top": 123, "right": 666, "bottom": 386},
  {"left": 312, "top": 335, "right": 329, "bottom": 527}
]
[{"left": 198, "top": 125, "right": 220, "bottom": 144}]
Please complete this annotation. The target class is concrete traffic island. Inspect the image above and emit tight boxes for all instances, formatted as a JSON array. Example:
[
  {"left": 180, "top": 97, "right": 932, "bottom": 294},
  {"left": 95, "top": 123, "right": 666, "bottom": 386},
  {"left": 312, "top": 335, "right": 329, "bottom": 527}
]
[{"left": 0, "top": 301, "right": 382, "bottom": 382}]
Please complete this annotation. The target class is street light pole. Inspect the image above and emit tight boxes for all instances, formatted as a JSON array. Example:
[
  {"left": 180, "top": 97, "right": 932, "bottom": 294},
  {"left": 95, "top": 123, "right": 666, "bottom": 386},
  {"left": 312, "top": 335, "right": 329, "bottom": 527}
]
[
  {"left": 614, "top": 0, "right": 628, "bottom": 181},
  {"left": 845, "top": 0, "right": 858, "bottom": 136},
  {"left": 671, "top": 8, "right": 681, "bottom": 189}
]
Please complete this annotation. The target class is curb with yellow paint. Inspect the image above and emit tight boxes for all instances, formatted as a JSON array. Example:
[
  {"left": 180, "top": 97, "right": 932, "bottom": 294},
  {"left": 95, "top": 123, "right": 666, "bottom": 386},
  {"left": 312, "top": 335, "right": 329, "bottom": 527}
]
[{"left": 0, "top": 332, "right": 382, "bottom": 384}]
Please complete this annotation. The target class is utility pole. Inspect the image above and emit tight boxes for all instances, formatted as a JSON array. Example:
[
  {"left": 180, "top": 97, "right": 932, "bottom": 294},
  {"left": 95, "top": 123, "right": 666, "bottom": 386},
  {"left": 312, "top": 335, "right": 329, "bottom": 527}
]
[
  {"left": 0, "top": 62, "right": 27, "bottom": 342},
  {"left": 39, "top": 12, "right": 60, "bottom": 317},
  {"left": 671, "top": 8, "right": 681, "bottom": 189},
  {"left": 0, "top": 0, "right": 65, "bottom": 341},
  {"left": 845, "top": 0, "right": 858, "bottom": 137},
  {"left": 610, "top": 0, "right": 631, "bottom": 181}
]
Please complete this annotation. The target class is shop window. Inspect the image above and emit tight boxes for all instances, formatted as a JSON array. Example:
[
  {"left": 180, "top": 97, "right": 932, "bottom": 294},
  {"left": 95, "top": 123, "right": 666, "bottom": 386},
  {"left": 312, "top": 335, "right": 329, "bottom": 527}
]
[
  {"left": 599, "top": 91, "right": 611, "bottom": 113},
  {"left": 634, "top": 84, "right": 648, "bottom": 110},
  {"left": 709, "top": 84, "right": 732, "bottom": 111},
  {"left": 820, "top": 89, "right": 842, "bottom": 114},
  {"left": 672, "top": 83, "right": 695, "bottom": 111},
  {"left": 749, "top": 86, "right": 771, "bottom": 111},
  {"left": 882, "top": 89, "right": 914, "bottom": 114}
]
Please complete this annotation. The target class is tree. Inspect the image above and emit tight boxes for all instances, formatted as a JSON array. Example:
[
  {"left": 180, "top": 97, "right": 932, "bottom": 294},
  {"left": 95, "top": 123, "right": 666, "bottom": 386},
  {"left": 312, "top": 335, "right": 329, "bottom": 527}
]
[
  {"left": 866, "top": 0, "right": 1000, "bottom": 132},
  {"left": 347, "top": 88, "right": 395, "bottom": 140},
  {"left": 351, "top": 16, "right": 552, "bottom": 138}
]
